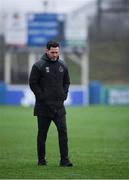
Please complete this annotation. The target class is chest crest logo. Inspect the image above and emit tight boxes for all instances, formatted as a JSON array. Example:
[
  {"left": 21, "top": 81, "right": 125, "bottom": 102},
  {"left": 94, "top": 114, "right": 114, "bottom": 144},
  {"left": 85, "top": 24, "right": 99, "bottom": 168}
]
[
  {"left": 45, "top": 66, "right": 50, "bottom": 73},
  {"left": 59, "top": 66, "right": 64, "bottom": 72}
]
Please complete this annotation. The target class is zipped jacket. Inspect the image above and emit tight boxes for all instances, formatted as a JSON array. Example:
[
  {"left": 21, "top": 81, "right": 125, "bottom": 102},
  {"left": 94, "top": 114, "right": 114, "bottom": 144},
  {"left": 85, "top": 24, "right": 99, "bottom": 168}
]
[{"left": 29, "top": 53, "right": 70, "bottom": 116}]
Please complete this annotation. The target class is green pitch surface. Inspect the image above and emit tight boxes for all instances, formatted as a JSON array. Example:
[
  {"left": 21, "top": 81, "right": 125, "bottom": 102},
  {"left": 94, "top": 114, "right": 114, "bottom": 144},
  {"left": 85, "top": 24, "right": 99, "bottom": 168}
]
[{"left": 0, "top": 105, "right": 129, "bottom": 179}]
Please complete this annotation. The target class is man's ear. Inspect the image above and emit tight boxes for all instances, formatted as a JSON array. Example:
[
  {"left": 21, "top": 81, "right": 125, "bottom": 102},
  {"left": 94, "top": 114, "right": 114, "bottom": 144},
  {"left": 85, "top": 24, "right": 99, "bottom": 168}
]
[{"left": 45, "top": 48, "right": 48, "bottom": 53}]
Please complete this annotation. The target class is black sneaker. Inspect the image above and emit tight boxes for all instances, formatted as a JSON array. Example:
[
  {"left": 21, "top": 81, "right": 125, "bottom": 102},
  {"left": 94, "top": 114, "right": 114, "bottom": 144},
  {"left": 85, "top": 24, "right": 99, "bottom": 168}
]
[
  {"left": 38, "top": 159, "right": 47, "bottom": 166},
  {"left": 60, "top": 159, "right": 73, "bottom": 167}
]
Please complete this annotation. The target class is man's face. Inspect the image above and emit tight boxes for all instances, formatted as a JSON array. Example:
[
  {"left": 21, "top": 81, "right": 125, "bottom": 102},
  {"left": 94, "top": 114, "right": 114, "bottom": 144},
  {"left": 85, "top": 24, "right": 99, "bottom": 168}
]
[{"left": 46, "top": 47, "right": 59, "bottom": 61}]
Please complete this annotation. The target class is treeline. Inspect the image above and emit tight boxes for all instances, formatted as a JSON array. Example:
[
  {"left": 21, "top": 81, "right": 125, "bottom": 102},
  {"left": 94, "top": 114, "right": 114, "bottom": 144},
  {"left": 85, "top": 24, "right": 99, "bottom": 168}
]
[{"left": 89, "top": 0, "right": 129, "bottom": 84}]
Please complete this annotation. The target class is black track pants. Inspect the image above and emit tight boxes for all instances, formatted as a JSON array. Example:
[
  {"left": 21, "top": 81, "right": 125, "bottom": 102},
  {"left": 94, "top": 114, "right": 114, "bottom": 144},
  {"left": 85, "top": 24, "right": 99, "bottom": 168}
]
[{"left": 37, "top": 114, "right": 68, "bottom": 161}]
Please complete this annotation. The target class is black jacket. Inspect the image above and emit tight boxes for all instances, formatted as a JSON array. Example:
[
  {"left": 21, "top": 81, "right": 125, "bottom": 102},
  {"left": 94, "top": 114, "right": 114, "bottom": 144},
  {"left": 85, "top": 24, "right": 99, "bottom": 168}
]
[{"left": 29, "top": 54, "right": 70, "bottom": 117}]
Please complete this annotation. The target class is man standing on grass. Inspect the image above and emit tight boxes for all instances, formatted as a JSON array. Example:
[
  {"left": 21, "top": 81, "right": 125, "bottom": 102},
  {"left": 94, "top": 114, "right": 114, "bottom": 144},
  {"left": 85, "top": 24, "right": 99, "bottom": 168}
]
[{"left": 29, "top": 41, "right": 73, "bottom": 167}]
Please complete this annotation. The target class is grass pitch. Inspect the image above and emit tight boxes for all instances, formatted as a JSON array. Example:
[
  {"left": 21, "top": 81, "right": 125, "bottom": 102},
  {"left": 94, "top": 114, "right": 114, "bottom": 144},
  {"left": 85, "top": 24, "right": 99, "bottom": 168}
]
[{"left": 0, "top": 105, "right": 129, "bottom": 179}]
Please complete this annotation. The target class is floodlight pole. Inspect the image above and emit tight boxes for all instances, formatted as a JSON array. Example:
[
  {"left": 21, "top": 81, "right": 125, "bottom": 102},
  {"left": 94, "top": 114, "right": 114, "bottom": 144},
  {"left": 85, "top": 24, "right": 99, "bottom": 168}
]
[
  {"left": 81, "top": 51, "right": 89, "bottom": 86},
  {"left": 4, "top": 52, "right": 11, "bottom": 84},
  {"left": 28, "top": 52, "right": 36, "bottom": 74}
]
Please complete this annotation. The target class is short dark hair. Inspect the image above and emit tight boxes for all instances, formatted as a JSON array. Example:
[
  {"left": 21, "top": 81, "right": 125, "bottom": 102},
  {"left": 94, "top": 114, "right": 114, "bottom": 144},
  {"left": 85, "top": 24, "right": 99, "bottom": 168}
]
[{"left": 46, "top": 41, "right": 59, "bottom": 50}]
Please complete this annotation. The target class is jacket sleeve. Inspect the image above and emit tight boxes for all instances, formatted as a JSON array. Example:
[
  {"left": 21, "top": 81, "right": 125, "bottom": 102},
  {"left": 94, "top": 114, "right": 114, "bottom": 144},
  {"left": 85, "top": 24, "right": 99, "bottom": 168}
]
[
  {"left": 29, "top": 64, "right": 44, "bottom": 100},
  {"left": 63, "top": 67, "right": 70, "bottom": 99}
]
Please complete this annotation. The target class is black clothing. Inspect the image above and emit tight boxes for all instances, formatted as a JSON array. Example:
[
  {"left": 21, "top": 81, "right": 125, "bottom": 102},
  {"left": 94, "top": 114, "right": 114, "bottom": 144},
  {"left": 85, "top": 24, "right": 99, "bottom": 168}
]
[
  {"left": 37, "top": 113, "right": 68, "bottom": 162},
  {"left": 29, "top": 53, "right": 71, "bottom": 163},
  {"left": 29, "top": 54, "right": 70, "bottom": 117}
]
